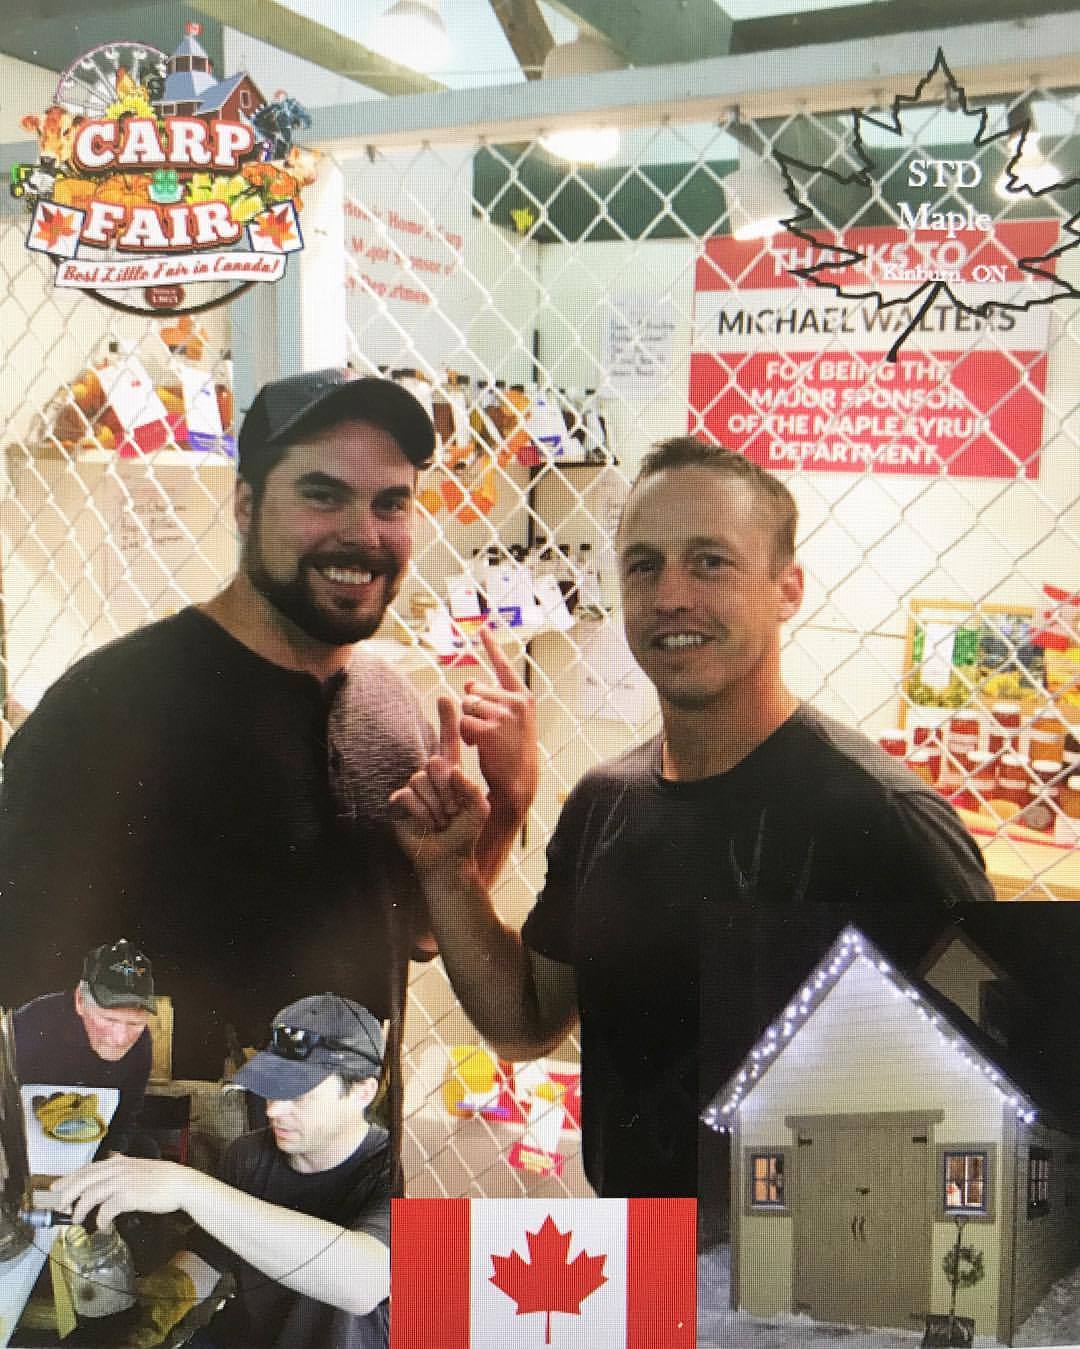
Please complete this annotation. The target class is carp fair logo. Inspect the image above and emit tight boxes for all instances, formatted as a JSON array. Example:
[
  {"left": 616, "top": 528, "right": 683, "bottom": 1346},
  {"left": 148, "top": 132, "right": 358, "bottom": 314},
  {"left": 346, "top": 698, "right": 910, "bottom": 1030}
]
[{"left": 13, "top": 25, "right": 317, "bottom": 315}]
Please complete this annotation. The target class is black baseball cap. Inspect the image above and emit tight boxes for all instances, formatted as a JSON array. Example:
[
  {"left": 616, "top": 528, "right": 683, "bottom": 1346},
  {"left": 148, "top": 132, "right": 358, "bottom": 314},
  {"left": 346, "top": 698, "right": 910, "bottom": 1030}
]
[
  {"left": 82, "top": 939, "right": 156, "bottom": 1012},
  {"left": 233, "top": 994, "right": 385, "bottom": 1102},
  {"left": 238, "top": 368, "right": 436, "bottom": 470}
]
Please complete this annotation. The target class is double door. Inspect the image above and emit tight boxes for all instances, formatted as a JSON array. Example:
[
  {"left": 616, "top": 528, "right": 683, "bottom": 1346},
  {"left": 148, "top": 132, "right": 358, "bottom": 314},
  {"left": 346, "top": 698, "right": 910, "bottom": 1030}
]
[{"left": 792, "top": 1117, "right": 930, "bottom": 1330}]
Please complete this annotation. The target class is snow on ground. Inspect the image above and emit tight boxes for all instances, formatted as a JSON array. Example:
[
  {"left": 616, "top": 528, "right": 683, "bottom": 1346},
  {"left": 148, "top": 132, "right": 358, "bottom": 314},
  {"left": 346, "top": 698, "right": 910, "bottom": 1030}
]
[
  {"left": 1014, "top": 1263, "right": 1080, "bottom": 1347},
  {"left": 697, "top": 1245, "right": 1080, "bottom": 1349}
]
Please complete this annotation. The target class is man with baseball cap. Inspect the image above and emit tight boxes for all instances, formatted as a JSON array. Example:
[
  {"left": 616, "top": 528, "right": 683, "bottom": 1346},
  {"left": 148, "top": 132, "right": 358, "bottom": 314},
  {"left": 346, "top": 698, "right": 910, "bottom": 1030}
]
[
  {"left": 53, "top": 993, "right": 393, "bottom": 1349},
  {"left": 0, "top": 370, "right": 538, "bottom": 1114},
  {"left": 14, "top": 938, "right": 155, "bottom": 1157}
]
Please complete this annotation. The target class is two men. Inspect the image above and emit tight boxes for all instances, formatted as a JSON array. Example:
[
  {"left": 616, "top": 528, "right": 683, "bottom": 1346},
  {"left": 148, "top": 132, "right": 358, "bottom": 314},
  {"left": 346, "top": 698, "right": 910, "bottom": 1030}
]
[
  {"left": 0, "top": 371, "right": 537, "bottom": 1109},
  {"left": 391, "top": 437, "right": 994, "bottom": 1197},
  {"left": 54, "top": 993, "right": 392, "bottom": 1349},
  {"left": 14, "top": 938, "right": 155, "bottom": 1157}
]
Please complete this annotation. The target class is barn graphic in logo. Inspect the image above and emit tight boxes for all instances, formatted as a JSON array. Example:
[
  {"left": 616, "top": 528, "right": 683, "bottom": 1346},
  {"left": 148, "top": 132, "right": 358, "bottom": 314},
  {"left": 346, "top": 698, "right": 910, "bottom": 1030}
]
[{"left": 12, "top": 26, "right": 316, "bottom": 314}]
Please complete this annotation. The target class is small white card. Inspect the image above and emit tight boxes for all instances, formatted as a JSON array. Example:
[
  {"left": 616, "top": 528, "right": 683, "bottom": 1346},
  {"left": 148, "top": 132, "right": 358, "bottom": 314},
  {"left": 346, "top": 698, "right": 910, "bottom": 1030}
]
[
  {"left": 98, "top": 356, "right": 169, "bottom": 431},
  {"left": 177, "top": 362, "right": 224, "bottom": 437}
]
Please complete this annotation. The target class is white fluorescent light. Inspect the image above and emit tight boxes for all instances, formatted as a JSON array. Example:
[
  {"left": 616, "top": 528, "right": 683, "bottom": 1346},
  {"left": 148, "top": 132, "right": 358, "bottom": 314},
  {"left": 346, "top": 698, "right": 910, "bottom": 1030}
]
[
  {"left": 369, "top": 0, "right": 451, "bottom": 73},
  {"left": 539, "top": 35, "right": 622, "bottom": 165},
  {"left": 722, "top": 161, "right": 791, "bottom": 240}
]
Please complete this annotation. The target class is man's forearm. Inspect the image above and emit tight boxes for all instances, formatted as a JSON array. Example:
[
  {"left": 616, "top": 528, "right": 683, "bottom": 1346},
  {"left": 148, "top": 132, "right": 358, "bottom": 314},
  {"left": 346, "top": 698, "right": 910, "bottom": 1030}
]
[
  {"left": 418, "top": 859, "right": 565, "bottom": 1060},
  {"left": 473, "top": 793, "right": 525, "bottom": 889},
  {"left": 183, "top": 1172, "right": 388, "bottom": 1316}
]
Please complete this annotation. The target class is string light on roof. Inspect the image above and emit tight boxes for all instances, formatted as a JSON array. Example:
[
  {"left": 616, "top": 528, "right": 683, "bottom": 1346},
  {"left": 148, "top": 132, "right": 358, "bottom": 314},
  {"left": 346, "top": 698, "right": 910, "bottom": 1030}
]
[{"left": 701, "top": 925, "right": 1038, "bottom": 1131}]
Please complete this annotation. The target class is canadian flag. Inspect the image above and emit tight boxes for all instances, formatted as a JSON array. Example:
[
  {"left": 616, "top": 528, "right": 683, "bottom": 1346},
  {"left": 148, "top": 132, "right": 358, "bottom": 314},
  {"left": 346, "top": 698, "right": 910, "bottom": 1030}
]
[{"left": 391, "top": 1198, "right": 695, "bottom": 1349}]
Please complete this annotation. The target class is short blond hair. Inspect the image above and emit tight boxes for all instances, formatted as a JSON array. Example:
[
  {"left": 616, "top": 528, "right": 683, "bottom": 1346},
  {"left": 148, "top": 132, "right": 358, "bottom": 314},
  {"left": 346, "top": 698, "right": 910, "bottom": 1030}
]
[{"left": 630, "top": 437, "right": 798, "bottom": 571}]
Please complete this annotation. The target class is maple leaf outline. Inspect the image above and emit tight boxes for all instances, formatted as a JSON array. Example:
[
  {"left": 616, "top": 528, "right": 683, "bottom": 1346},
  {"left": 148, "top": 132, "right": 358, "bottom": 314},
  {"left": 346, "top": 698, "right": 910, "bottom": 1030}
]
[
  {"left": 489, "top": 1215, "right": 608, "bottom": 1346},
  {"left": 773, "top": 48, "right": 1080, "bottom": 360}
]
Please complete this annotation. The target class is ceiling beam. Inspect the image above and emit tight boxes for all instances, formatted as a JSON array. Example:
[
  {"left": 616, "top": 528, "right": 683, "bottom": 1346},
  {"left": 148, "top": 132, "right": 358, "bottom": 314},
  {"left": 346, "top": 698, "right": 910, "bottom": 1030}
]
[
  {"left": 187, "top": 0, "right": 445, "bottom": 97},
  {"left": 308, "top": 12, "right": 1080, "bottom": 152},
  {"left": 488, "top": 0, "right": 554, "bottom": 80},
  {"left": 731, "top": 0, "right": 1080, "bottom": 52},
  {"left": 542, "top": 0, "right": 733, "bottom": 67}
]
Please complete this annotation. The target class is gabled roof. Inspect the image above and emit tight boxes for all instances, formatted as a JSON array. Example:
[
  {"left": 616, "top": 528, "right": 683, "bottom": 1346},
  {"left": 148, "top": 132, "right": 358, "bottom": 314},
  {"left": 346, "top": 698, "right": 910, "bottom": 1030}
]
[
  {"left": 702, "top": 924, "right": 1041, "bottom": 1134},
  {"left": 916, "top": 923, "right": 1011, "bottom": 985},
  {"left": 194, "top": 74, "right": 260, "bottom": 117}
]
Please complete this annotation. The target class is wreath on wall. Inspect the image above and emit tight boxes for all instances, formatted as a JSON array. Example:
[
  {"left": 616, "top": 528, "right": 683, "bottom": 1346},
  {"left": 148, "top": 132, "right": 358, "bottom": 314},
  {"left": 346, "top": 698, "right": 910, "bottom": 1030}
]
[{"left": 942, "top": 1242, "right": 986, "bottom": 1290}]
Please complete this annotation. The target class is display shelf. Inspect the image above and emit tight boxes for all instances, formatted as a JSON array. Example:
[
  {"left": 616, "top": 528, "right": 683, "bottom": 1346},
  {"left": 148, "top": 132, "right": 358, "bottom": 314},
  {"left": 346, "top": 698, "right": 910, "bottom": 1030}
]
[{"left": 5, "top": 448, "right": 235, "bottom": 469}]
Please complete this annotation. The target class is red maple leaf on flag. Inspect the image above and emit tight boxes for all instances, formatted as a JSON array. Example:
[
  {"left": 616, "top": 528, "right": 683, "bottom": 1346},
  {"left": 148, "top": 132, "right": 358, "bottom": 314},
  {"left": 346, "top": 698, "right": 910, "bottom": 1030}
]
[
  {"left": 34, "top": 205, "right": 77, "bottom": 250},
  {"left": 489, "top": 1216, "right": 607, "bottom": 1346},
  {"left": 252, "top": 206, "right": 297, "bottom": 250}
]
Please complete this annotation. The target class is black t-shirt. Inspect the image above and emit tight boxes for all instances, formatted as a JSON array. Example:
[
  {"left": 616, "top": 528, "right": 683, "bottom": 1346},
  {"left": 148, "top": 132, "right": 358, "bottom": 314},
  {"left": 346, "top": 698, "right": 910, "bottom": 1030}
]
[
  {"left": 13, "top": 990, "right": 151, "bottom": 1155},
  {"left": 523, "top": 705, "right": 993, "bottom": 1198},
  {"left": 199, "top": 1124, "right": 391, "bottom": 1349},
  {"left": 0, "top": 608, "right": 435, "bottom": 1080}
]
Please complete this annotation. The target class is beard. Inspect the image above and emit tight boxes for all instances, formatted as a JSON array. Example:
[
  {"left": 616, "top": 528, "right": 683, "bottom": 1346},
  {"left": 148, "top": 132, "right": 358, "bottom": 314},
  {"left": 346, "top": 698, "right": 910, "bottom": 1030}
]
[{"left": 245, "top": 519, "right": 402, "bottom": 647}]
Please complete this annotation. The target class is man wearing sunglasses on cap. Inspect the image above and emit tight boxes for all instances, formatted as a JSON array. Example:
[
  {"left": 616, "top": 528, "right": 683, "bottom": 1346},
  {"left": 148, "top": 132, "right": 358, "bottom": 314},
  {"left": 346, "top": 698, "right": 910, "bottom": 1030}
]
[{"left": 53, "top": 994, "right": 393, "bottom": 1349}]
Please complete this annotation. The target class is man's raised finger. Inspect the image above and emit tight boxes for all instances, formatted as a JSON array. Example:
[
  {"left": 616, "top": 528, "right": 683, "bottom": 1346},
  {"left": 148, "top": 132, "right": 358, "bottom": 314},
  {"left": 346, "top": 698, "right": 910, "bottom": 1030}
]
[
  {"left": 437, "top": 694, "right": 462, "bottom": 764},
  {"left": 477, "top": 625, "right": 526, "bottom": 692}
]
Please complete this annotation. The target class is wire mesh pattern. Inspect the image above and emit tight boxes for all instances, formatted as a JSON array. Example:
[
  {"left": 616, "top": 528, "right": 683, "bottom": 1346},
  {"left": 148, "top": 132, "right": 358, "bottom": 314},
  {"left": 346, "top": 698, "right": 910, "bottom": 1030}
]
[{"left": 2, "top": 76, "right": 1080, "bottom": 1198}]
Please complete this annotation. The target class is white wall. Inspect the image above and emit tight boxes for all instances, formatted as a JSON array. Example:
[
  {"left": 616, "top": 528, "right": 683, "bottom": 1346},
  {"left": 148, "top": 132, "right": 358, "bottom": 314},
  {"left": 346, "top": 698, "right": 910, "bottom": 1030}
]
[{"left": 0, "top": 53, "right": 57, "bottom": 143}]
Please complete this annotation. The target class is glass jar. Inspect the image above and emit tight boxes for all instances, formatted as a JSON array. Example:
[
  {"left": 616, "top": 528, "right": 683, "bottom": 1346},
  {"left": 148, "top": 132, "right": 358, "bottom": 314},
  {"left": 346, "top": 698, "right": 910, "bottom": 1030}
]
[
  {"left": 878, "top": 729, "right": 907, "bottom": 758},
  {"left": 60, "top": 1225, "right": 137, "bottom": 1317},
  {"left": 990, "top": 753, "right": 1030, "bottom": 819},
  {"left": 908, "top": 748, "right": 939, "bottom": 786},
  {"left": 948, "top": 713, "right": 981, "bottom": 755},
  {"left": 1021, "top": 759, "right": 1062, "bottom": 834}
]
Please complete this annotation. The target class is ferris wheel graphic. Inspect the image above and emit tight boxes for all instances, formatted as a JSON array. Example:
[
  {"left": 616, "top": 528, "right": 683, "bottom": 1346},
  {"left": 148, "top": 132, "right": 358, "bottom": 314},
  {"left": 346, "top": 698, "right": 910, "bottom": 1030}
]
[{"left": 54, "top": 42, "right": 168, "bottom": 119}]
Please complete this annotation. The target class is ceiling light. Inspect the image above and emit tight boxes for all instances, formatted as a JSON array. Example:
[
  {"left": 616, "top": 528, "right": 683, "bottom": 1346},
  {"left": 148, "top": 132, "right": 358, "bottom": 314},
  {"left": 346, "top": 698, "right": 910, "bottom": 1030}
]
[
  {"left": 539, "top": 36, "right": 623, "bottom": 166},
  {"left": 995, "top": 98, "right": 1063, "bottom": 199},
  {"left": 995, "top": 130, "right": 1063, "bottom": 199},
  {"left": 722, "top": 161, "right": 791, "bottom": 241},
  {"left": 369, "top": 0, "right": 451, "bottom": 73},
  {"left": 539, "top": 126, "right": 620, "bottom": 165}
]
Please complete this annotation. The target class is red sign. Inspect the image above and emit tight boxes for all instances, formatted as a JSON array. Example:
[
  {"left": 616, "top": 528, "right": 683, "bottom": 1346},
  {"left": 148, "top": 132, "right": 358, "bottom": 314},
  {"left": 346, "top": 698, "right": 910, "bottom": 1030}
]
[{"left": 689, "top": 221, "right": 1058, "bottom": 477}]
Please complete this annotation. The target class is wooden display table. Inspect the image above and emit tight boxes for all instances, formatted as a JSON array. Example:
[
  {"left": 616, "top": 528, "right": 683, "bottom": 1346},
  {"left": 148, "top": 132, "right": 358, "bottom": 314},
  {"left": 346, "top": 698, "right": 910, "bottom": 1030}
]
[{"left": 957, "top": 809, "right": 1080, "bottom": 901}]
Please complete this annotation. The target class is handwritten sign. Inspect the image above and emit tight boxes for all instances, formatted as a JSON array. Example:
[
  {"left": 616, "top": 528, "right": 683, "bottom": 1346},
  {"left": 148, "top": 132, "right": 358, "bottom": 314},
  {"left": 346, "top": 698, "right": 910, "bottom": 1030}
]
[{"left": 604, "top": 295, "right": 676, "bottom": 394}]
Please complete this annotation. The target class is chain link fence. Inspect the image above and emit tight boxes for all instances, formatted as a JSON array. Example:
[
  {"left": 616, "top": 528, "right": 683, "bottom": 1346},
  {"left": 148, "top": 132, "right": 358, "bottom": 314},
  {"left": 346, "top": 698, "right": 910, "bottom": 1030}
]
[{"left": 2, "top": 65, "right": 1080, "bottom": 1198}]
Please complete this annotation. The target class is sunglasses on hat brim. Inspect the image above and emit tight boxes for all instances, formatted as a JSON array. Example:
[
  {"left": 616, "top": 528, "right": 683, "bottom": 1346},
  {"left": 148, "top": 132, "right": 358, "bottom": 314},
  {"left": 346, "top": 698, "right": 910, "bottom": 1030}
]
[{"left": 268, "top": 1025, "right": 368, "bottom": 1062}]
